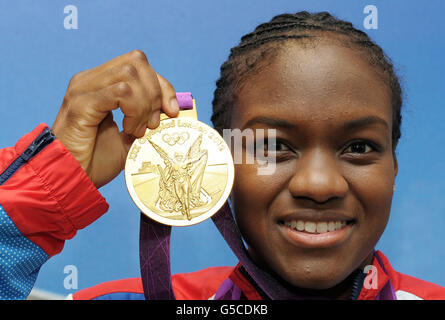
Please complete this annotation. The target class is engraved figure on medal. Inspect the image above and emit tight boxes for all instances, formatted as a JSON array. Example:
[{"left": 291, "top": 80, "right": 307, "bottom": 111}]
[
  {"left": 149, "top": 134, "right": 208, "bottom": 220},
  {"left": 125, "top": 117, "right": 234, "bottom": 226}
]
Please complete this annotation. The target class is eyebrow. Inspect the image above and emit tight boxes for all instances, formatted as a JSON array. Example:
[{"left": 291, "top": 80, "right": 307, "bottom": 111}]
[
  {"left": 242, "top": 116, "right": 295, "bottom": 130},
  {"left": 342, "top": 116, "right": 389, "bottom": 132},
  {"left": 242, "top": 115, "right": 389, "bottom": 131}
]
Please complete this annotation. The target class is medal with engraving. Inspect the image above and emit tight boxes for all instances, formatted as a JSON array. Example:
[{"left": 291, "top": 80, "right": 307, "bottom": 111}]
[{"left": 125, "top": 93, "right": 234, "bottom": 227}]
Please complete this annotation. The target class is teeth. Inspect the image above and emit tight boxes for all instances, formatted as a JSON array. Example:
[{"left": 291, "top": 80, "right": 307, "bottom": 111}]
[
  {"left": 284, "top": 220, "right": 349, "bottom": 234},
  {"left": 304, "top": 222, "right": 316, "bottom": 233},
  {"left": 296, "top": 220, "right": 305, "bottom": 231},
  {"left": 316, "top": 222, "right": 328, "bottom": 233}
]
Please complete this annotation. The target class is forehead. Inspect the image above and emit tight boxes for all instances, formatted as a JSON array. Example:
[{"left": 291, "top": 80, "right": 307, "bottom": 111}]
[{"left": 232, "top": 40, "right": 392, "bottom": 128}]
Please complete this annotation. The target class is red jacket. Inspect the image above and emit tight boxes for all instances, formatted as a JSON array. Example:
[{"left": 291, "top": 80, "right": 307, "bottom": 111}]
[{"left": 1, "top": 124, "right": 444, "bottom": 300}]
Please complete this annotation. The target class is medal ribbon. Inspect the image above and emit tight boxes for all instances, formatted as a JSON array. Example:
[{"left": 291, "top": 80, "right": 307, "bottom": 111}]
[{"left": 139, "top": 93, "right": 396, "bottom": 300}]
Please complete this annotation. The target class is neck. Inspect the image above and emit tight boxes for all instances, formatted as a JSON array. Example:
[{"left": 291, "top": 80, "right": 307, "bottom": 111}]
[{"left": 285, "top": 269, "right": 365, "bottom": 300}]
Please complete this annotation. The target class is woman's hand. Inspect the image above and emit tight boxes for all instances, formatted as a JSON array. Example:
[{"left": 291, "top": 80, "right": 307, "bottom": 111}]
[{"left": 52, "top": 50, "right": 179, "bottom": 188}]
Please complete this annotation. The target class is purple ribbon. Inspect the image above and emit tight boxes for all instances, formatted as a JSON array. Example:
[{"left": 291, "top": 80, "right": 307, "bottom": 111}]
[
  {"left": 139, "top": 214, "right": 174, "bottom": 300},
  {"left": 175, "top": 92, "right": 194, "bottom": 110}
]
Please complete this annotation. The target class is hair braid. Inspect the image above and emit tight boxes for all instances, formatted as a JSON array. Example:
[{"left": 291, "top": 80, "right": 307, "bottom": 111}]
[{"left": 211, "top": 11, "right": 403, "bottom": 148}]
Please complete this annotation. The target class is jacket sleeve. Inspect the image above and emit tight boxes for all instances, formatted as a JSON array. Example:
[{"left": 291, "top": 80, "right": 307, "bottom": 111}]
[{"left": 0, "top": 124, "right": 109, "bottom": 299}]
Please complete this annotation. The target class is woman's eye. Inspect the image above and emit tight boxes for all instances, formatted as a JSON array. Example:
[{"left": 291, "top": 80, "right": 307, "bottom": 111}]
[
  {"left": 344, "top": 141, "right": 374, "bottom": 154},
  {"left": 264, "top": 140, "right": 291, "bottom": 153}
]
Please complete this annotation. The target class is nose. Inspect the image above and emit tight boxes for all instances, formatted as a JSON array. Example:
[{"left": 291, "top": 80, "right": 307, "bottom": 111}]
[{"left": 288, "top": 149, "right": 349, "bottom": 204}]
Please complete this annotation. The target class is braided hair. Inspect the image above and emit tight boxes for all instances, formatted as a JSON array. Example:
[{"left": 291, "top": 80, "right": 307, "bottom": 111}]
[{"left": 211, "top": 11, "right": 403, "bottom": 150}]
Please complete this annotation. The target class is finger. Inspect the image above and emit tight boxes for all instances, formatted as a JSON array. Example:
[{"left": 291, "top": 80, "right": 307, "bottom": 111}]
[
  {"left": 122, "top": 115, "right": 146, "bottom": 138},
  {"left": 77, "top": 50, "right": 147, "bottom": 82},
  {"left": 70, "top": 50, "right": 164, "bottom": 134},
  {"left": 79, "top": 61, "right": 141, "bottom": 93},
  {"left": 68, "top": 50, "right": 152, "bottom": 94},
  {"left": 94, "top": 82, "right": 147, "bottom": 137},
  {"left": 94, "top": 80, "right": 156, "bottom": 137},
  {"left": 124, "top": 51, "right": 164, "bottom": 129},
  {"left": 156, "top": 73, "right": 179, "bottom": 118},
  {"left": 91, "top": 60, "right": 161, "bottom": 132}
]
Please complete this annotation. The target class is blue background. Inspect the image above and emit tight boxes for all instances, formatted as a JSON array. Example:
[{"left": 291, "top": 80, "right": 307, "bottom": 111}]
[{"left": 0, "top": 0, "right": 444, "bottom": 295}]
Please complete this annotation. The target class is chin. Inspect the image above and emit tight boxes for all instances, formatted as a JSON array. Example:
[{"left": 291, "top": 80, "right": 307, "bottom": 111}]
[
  {"left": 265, "top": 252, "right": 359, "bottom": 293},
  {"left": 280, "top": 269, "right": 348, "bottom": 291},
  {"left": 291, "top": 275, "right": 347, "bottom": 291}
]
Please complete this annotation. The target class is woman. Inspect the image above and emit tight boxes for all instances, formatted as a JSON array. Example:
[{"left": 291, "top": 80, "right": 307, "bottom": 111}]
[{"left": 0, "top": 11, "right": 444, "bottom": 300}]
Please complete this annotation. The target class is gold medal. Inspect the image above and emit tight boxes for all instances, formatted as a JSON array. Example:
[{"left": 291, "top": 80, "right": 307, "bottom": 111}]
[{"left": 125, "top": 95, "right": 234, "bottom": 226}]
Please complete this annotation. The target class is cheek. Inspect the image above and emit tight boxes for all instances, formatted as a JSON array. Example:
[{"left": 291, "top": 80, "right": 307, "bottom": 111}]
[
  {"left": 346, "top": 159, "right": 395, "bottom": 241},
  {"left": 232, "top": 164, "right": 267, "bottom": 214},
  {"left": 231, "top": 162, "right": 294, "bottom": 255},
  {"left": 231, "top": 163, "right": 289, "bottom": 214},
  {"left": 231, "top": 163, "right": 278, "bottom": 241}
]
